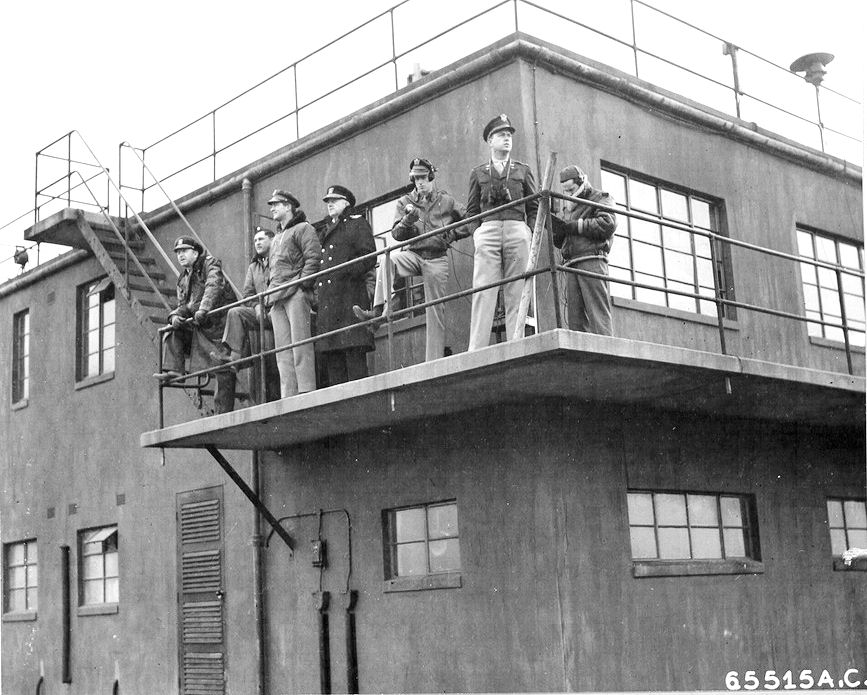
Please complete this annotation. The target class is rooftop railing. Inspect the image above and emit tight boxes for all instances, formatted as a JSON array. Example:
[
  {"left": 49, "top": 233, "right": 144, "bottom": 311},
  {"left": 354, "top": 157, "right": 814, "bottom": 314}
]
[
  {"left": 4, "top": 0, "right": 861, "bottom": 284},
  {"left": 154, "top": 162, "right": 865, "bottom": 428}
]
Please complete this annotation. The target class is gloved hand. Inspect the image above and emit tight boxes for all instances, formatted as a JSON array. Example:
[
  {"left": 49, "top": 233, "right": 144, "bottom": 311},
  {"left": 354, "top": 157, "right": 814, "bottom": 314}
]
[
  {"left": 170, "top": 315, "right": 184, "bottom": 329},
  {"left": 400, "top": 204, "right": 420, "bottom": 227},
  {"left": 194, "top": 309, "right": 208, "bottom": 325}
]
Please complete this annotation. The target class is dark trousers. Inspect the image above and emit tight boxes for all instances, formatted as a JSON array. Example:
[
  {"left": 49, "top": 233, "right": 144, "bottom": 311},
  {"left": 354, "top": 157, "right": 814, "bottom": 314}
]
[
  {"left": 565, "top": 258, "right": 613, "bottom": 335},
  {"left": 320, "top": 349, "right": 368, "bottom": 387}
]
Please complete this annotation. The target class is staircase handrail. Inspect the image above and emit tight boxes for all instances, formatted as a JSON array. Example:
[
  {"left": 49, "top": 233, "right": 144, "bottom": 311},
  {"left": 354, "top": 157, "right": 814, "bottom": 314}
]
[
  {"left": 68, "top": 170, "right": 173, "bottom": 313},
  {"left": 119, "top": 141, "right": 241, "bottom": 298}
]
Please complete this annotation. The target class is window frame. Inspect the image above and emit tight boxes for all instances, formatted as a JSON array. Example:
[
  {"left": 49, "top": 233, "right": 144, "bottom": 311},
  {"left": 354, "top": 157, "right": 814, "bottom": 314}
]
[
  {"left": 600, "top": 163, "right": 735, "bottom": 321},
  {"left": 626, "top": 489, "right": 762, "bottom": 577},
  {"left": 3, "top": 539, "right": 38, "bottom": 619},
  {"left": 382, "top": 499, "right": 462, "bottom": 592},
  {"left": 76, "top": 277, "right": 116, "bottom": 383},
  {"left": 77, "top": 525, "right": 119, "bottom": 613},
  {"left": 12, "top": 308, "right": 30, "bottom": 405},
  {"left": 827, "top": 497, "right": 867, "bottom": 571},
  {"left": 796, "top": 225, "right": 865, "bottom": 348}
]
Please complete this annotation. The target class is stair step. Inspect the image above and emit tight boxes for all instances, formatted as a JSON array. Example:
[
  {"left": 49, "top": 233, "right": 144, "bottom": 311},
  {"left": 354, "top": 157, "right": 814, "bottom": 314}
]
[
  {"left": 127, "top": 280, "right": 175, "bottom": 297},
  {"left": 122, "top": 266, "right": 168, "bottom": 282},
  {"left": 149, "top": 314, "right": 168, "bottom": 325},
  {"left": 100, "top": 238, "right": 147, "bottom": 253},
  {"left": 107, "top": 250, "right": 159, "bottom": 267},
  {"left": 138, "top": 297, "right": 173, "bottom": 309}
]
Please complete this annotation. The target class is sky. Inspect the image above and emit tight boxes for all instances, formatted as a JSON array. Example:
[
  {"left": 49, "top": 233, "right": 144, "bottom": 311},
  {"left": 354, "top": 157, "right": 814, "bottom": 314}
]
[{"left": 0, "top": 0, "right": 863, "bottom": 280}]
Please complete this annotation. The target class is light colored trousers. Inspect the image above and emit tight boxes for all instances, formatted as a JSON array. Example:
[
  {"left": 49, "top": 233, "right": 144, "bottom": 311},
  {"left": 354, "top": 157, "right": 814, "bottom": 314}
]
[
  {"left": 269, "top": 291, "right": 316, "bottom": 397},
  {"left": 374, "top": 249, "right": 450, "bottom": 361},
  {"left": 468, "top": 220, "right": 531, "bottom": 350}
]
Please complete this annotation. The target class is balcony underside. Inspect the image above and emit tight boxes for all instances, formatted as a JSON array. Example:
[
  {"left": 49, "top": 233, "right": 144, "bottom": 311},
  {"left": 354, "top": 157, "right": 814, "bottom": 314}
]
[{"left": 140, "top": 330, "right": 864, "bottom": 451}]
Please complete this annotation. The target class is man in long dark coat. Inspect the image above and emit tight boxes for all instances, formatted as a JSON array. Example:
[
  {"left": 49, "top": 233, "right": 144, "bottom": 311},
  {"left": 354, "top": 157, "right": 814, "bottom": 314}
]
[{"left": 314, "top": 185, "right": 377, "bottom": 385}]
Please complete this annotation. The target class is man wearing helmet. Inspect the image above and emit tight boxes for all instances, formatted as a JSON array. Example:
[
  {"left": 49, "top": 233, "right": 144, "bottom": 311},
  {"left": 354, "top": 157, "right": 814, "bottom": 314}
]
[{"left": 352, "top": 157, "right": 467, "bottom": 362}]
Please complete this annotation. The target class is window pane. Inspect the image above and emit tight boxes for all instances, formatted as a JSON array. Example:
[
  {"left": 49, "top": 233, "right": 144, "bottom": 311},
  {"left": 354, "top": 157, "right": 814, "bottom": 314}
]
[
  {"left": 658, "top": 527, "right": 690, "bottom": 559},
  {"left": 629, "top": 179, "right": 658, "bottom": 213},
  {"left": 633, "top": 242, "right": 663, "bottom": 276},
  {"left": 829, "top": 529, "right": 847, "bottom": 555},
  {"left": 427, "top": 504, "right": 458, "bottom": 539},
  {"left": 395, "top": 508, "right": 426, "bottom": 543},
  {"left": 696, "top": 258, "right": 714, "bottom": 288},
  {"left": 103, "top": 298, "right": 115, "bottom": 328},
  {"left": 820, "top": 288, "right": 842, "bottom": 317},
  {"left": 8, "top": 588, "right": 25, "bottom": 612},
  {"left": 105, "top": 552, "right": 119, "bottom": 577},
  {"left": 693, "top": 234, "right": 711, "bottom": 259},
  {"left": 797, "top": 230, "right": 815, "bottom": 258},
  {"left": 803, "top": 284, "right": 820, "bottom": 312},
  {"left": 655, "top": 493, "right": 687, "bottom": 525},
  {"left": 687, "top": 495, "right": 718, "bottom": 526},
  {"left": 663, "top": 226, "right": 692, "bottom": 252},
  {"left": 27, "top": 565, "right": 38, "bottom": 586},
  {"left": 103, "top": 348, "right": 115, "bottom": 373},
  {"left": 692, "top": 200, "right": 711, "bottom": 229},
  {"left": 9, "top": 567, "right": 25, "bottom": 589},
  {"left": 83, "top": 555, "right": 103, "bottom": 580},
  {"left": 629, "top": 527, "right": 657, "bottom": 559},
  {"left": 8, "top": 544, "right": 24, "bottom": 565},
  {"left": 103, "top": 324, "right": 115, "bottom": 350},
  {"left": 843, "top": 500, "right": 867, "bottom": 528},
  {"left": 83, "top": 579, "right": 103, "bottom": 605},
  {"left": 723, "top": 528, "right": 747, "bottom": 557},
  {"left": 817, "top": 267, "right": 838, "bottom": 289},
  {"left": 667, "top": 281, "right": 697, "bottom": 312},
  {"left": 87, "top": 353, "right": 99, "bottom": 377},
  {"left": 609, "top": 236, "right": 631, "bottom": 268},
  {"left": 105, "top": 577, "right": 119, "bottom": 603},
  {"left": 428, "top": 538, "right": 461, "bottom": 572},
  {"left": 26, "top": 588, "right": 38, "bottom": 610},
  {"left": 720, "top": 497, "right": 744, "bottom": 526},
  {"left": 28, "top": 543, "right": 36, "bottom": 563},
  {"left": 601, "top": 171, "right": 627, "bottom": 205},
  {"left": 800, "top": 261, "right": 818, "bottom": 285},
  {"left": 839, "top": 242, "right": 861, "bottom": 269},
  {"left": 396, "top": 542, "right": 427, "bottom": 576},
  {"left": 660, "top": 190, "right": 688, "bottom": 222},
  {"left": 627, "top": 493, "right": 654, "bottom": 525},
  {"left": 664, "top": 249, "right": 694, "bottom": 284},
  {"left": 609, "top": 267, "right": 633, "bottom": 298},
  {"left": 842, "top": 271, "right": 864, "bottom": 295},
  {"left": 631, "top": 219, "right": 661, "bottom": 245},
  {"left": 690, "top": 528, "right": 722, "bottom": 559},
  {"left": 634, "top": 274, "right": 667, "bottom": 306},
  {"left": 815, "top": 235, "right": 837, "bottom": 263}
]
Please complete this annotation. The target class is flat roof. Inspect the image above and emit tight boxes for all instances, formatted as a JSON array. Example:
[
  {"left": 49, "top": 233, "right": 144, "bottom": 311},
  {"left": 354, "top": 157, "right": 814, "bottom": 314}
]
[{"left": 140, "top": 330, "right": 864, "bottom": 451}]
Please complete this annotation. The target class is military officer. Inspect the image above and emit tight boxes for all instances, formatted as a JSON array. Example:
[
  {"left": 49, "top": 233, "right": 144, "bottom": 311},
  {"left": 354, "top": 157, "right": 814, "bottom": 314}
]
[{"left": 465, "top": 114, "right": 539, "bottom": 350}]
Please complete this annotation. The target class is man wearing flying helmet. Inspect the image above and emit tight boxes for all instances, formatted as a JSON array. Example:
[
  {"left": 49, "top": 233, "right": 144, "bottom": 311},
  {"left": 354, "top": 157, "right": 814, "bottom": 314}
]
[{"left": 352, "top": 157, "right": 467, "bottom": 361}]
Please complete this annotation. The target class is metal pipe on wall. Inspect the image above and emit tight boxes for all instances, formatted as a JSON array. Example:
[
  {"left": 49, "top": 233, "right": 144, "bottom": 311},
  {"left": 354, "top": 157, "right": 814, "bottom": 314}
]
[
  {"left": 315, "top": 591, "right": 332, "bottom": 694},
  {"left": 61, "top": 545, "right": 71, "bottom": 684},
  {"left": 251, "top": 450, "right": 266, "bottom": 695},
  {"left": 344, "top": 590, "right": 359, "bottom": 694}
]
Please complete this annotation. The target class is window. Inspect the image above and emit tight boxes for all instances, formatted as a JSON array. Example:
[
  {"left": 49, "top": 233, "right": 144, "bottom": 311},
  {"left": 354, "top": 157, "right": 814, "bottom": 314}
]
[
  {"left": 627, "top": 491, "right": 761, "bottom": 576},
  {"left": 12, "top": 309, "right": 29, "bottom": 403},
  {"left": 4, "top": 540, "right": 37, "bottom": 614},
  {"left": 797, "top": 227, "right": 865, "bottom": 347},
  {"left": 79, "top": 526, "right": 118, "bottom": 605},
  {"left": 601, "top": 166, "right": 732, "bottom": 318},
  {"left": 384, "top": 501, "right": 461, "bottom": 580},
  {"left": 827, "top": 498, "right": 867, "bottom": 560},
  {"left": 77, "top": 278, "right": 116, "bottom": 380}
]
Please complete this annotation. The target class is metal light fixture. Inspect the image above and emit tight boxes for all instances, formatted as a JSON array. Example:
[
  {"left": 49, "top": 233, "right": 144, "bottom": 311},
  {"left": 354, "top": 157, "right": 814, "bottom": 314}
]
[
  {"left": 13, "top": 246, "right": 29, "bottom": 271},
  {"left": 789, "top": 52, "right": 834, "bottom": 87}
]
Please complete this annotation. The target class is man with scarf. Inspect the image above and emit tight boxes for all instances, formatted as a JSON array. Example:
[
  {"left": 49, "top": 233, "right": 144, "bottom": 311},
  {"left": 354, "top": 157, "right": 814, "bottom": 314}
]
[
  {"left": 154, "top": 236, "right": 237, "bottom": 413},
  {"left": 551, "top": 165, "right": 618, "bottom": 335},
  {"left": 264, "top": 189, "right": 322, "bottom": 397},
  {"left": 465, "top": 114, "right": 538, "bottom": 350},
  {"left": 352, "top": 157, "right": 467, "bottom": 361}
]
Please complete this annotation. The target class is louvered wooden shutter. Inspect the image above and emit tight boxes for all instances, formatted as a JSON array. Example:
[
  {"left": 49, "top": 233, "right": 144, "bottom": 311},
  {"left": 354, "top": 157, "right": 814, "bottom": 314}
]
[{"left": 177, "top": 487, "right": 226, "bottom": 694}]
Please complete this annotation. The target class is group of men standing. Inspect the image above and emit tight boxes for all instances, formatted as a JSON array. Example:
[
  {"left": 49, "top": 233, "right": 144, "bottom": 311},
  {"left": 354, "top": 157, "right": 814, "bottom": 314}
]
[{"left": 154, "top": 113, "right": 618, "bottom": 413}]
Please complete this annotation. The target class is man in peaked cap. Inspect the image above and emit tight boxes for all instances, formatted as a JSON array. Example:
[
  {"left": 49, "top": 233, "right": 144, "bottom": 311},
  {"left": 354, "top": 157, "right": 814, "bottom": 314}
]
[
  {"left": 315, "top": 185, "right": 377, "bottom": 385},
  {"left": 465, "top": 114, "right": 539, "bottom": 350},
  {"left": 155, "top": 235, "right": 237, "bottom": 413},
  {"left": 551, "top": 165, "right": 618, "bottom": 335},
  {"left": 352, "top": 157, "right": 468, "bottom": 361}
]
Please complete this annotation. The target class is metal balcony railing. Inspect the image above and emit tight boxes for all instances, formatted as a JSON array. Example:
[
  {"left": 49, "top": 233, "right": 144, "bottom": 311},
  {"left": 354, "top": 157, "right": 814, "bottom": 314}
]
[{"left": 153, "top": 169, "right": 865, "bottom": 429}]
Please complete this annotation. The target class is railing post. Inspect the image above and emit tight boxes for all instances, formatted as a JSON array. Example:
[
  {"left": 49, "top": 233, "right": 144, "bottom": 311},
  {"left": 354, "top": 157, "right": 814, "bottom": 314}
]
[
  {"left": 723, "top": 42, "right": 742, "bottom": 119},
  {"left": 546, "top": 194, "right": 564, "bottom": 329},
  {"left": 212, "top": 111, "right": 217, "bottom": 180},
  {"left": 390, "top": 9, "right": 399, "bottom": 91},
  {"left": 814, "top": 85, "right": 826, "bottom": 153},
  {"left": 513, "top": 0, "right": 519, "bottom": 32},
  {"left": 294, "top": 65, "right": 301, "bottom": 141},
  {"left": 514, "top": 152, "right": 557, "bottom": 340},
  {"left": 709, "top": 230, "right": 732, "bottom": 394},
  {"left": 629, "top": 0, "right": 639, "bottom": 77},
  {"left": 383, "top": 249, "right": 394, "bottom": 371},
  {"left": 67, "top": 135, "right": 72, "bottom": 208},
  {"left": 258, "top": 294, "right": 268, "bottom": 401},
  {"left": 835, "top": 266, "right": 853, "bottom": 375}
]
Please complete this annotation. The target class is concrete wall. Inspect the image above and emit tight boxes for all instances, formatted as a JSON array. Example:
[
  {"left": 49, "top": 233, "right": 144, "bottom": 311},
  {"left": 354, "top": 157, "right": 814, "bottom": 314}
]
[
  {"left": 260, "top": 403, "right": 865, "bottom": 693},
  {"left": 0, "top": 256, "right": 257, "bottom": 694}
]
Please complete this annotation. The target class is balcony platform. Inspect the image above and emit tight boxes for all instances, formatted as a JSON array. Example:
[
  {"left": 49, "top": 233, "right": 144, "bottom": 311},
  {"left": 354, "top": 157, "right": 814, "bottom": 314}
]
[
  {"left": 140, "top": 330, "right": 864, "bottom": 452},
  {"left": 25, "top": 208, "right": 117, "bottom": 249}
]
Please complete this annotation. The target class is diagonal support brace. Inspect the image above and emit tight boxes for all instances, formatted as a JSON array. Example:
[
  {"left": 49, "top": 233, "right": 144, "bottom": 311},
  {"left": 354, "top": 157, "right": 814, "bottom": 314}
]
[{"left": 205, "top": 445, "right": 295, "bottom": 555}]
